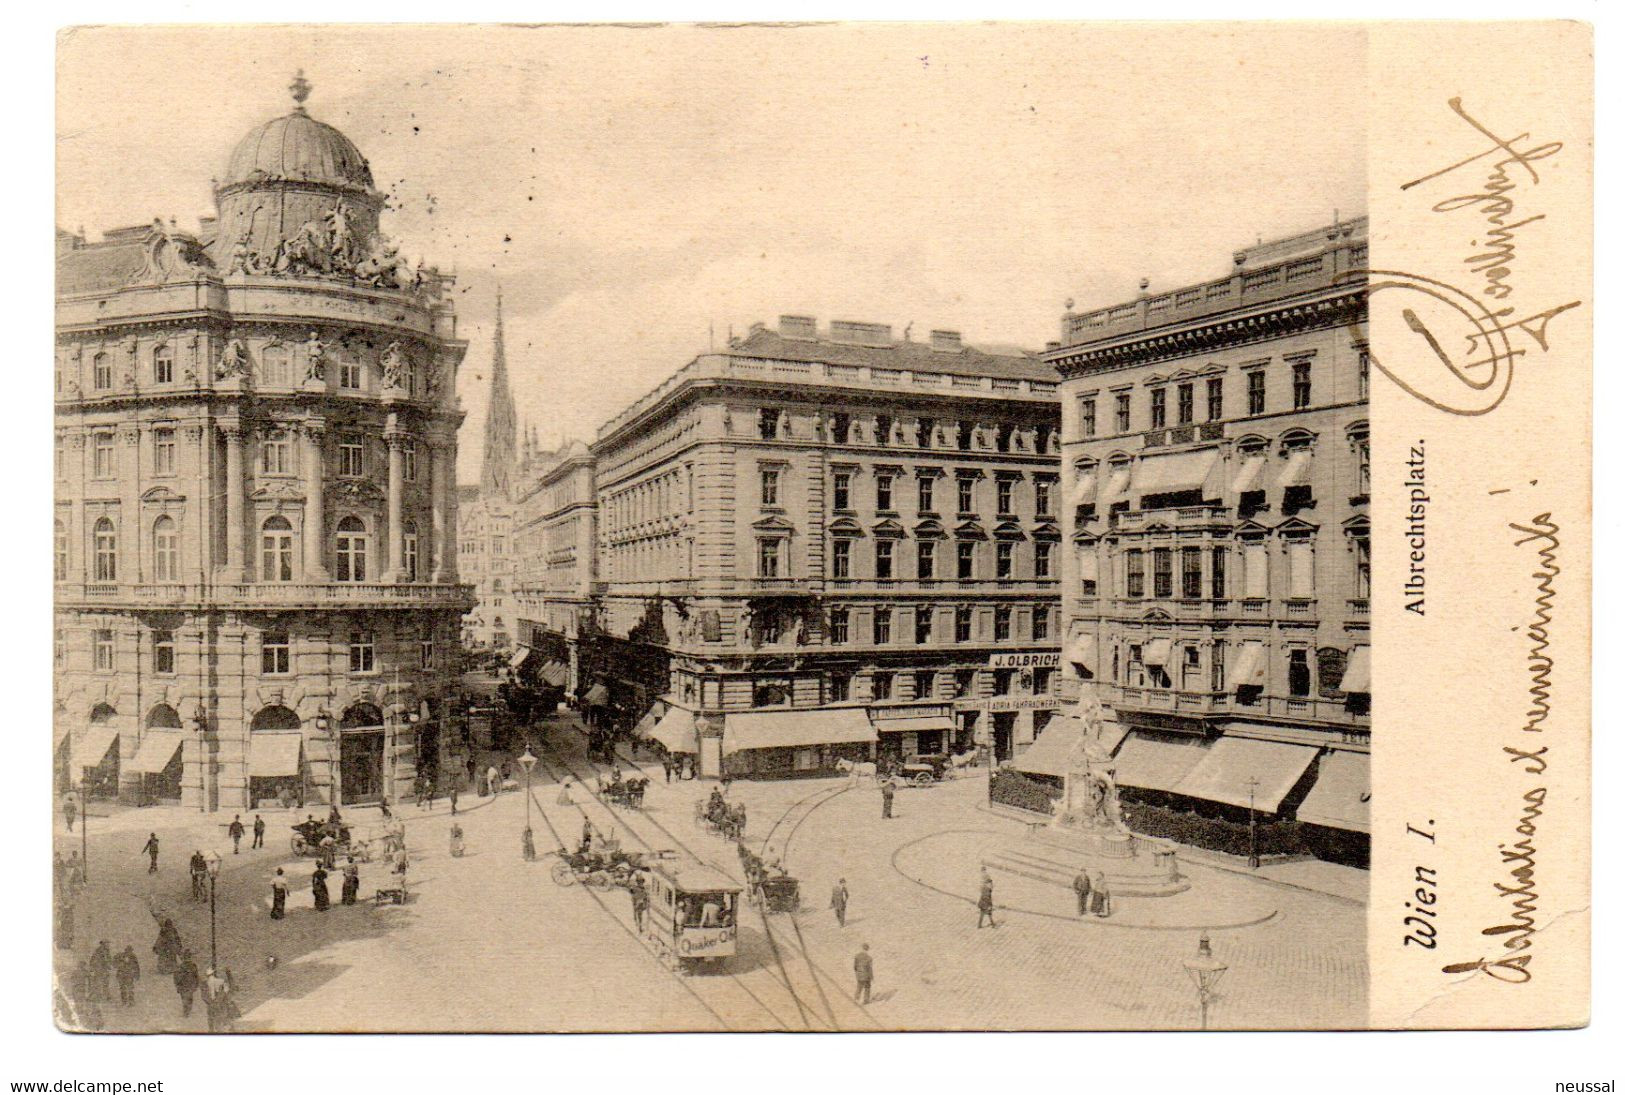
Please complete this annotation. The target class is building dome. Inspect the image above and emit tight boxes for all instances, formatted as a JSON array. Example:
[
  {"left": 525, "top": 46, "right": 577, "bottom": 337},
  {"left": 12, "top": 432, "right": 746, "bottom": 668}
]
[{"left": 220, "top": 72, "right": 374, "bottom": 193}]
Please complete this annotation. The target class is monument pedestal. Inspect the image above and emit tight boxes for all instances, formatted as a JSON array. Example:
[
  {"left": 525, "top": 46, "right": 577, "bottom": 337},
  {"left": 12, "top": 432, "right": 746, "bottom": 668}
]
[{"left": 982, "top": 823, "right": 1189, "bottom": 897}]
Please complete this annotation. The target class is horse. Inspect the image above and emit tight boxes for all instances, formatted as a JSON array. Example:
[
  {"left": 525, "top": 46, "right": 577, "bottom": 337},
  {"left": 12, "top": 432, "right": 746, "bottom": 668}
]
[
  {"left": 949, "top": 750, "right": 980, "bottom": 776},
  {"left": 836, "top": 758, "right": 878, "bottom": 786}
]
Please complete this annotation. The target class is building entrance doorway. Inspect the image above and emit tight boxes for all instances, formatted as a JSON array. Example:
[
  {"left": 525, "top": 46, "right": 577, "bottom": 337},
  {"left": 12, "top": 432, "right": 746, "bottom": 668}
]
[
  {"left": 339, "top": 704, "right": 385, "bottom": 805},
  {"left": 992, "top": 712, "right": 1016, "bottom": 763}
]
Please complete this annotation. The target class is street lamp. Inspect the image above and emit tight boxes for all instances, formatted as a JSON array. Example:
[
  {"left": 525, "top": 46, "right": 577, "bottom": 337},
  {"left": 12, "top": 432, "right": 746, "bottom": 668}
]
[
  {"left": 205, "top": 850, "right": 222, "bottom": 970},
  {"left": 1182, "top": 932, "right": 1229, "bottom": 1031},
  {"left": 193, "top": 703, "right": 209, "bottom": 813},
  {"left": 1246, "top": 775, "right": 1260, "bottom": 870},
  {"left": 518, "top": 746, "right": 537, "bottom": 849}
]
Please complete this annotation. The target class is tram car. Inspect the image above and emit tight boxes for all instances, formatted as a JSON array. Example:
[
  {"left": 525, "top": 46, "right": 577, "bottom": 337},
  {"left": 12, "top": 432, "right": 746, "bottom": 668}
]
[{"left": 643, "top": 858, "right": 742, "bottom": 972}]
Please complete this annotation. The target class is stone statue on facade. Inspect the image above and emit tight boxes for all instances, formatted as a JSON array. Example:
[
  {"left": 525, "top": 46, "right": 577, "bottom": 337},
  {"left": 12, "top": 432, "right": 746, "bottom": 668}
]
[
  {"left": 303, "top": 332, "right": 327, "bottom": 382},
  {"left": 423, "top": 360, "right": 443, "bottom": 400},
  {"left": 380, "top": 341, "right": 408, "bottom": 390},
  {"left": 215, "top": 339, "right": 251, "bottom": 381},
  {"left": 326, "top": 201, "right": 358, "bottom": 269}
]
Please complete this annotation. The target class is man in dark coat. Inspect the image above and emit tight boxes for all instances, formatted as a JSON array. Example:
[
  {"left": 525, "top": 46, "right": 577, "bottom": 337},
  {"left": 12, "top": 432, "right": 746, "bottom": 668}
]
[
  {"left": 311, "top": 864, "right": 330, "bottom": 911},
  {"left": 63, "top": 796, "right": 77, "bottom": 832},
  {"left": 977, "top": 871, "right": 998, "bottom": 929},
  {"left": 189, "top": 850, "right": 208, "bottom": 901},
  {"left": 140, "top": 832, "right": 160, "bottom": 873},
  {"left": 853, "top": 943, "right": 874, "bottom": 1004},
  {"left": 881, "top": 779, "right": 896, "bottom": 820},
  {"left": 88, "top": 940, "right": 112, "bottom": 1002},
  {"left": 252, "top": 814, "right": 265, "bottom": 849},
  {"left": 449, "top": 785, "right": 459, "bottom": 816},
  {"left": 228, "top": 815, "right": 245, "bottom": 854},
  {"left": 630, "top": 874, "right": 649, "bottom": 932},
  {"left": 114, "top": 944, "right": 141, "bottom": 1006},
  {"left": 173, "top": 950, "right": 200, "bottom": 1017},
  {"left": 1072, "top": 870, "right": 1093, "bottom": 917},
  {"left": 831, "top": 878, "right": 850, "bottom": 927},
  {"left": 152, "top": 917, "right": 180, "bottom": 975}
]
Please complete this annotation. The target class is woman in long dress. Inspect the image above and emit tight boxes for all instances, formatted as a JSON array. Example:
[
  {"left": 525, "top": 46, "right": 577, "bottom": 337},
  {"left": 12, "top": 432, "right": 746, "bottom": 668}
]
[
  {"left": 270, "top": 869, "right": 287, "bottom": 919},
  {"left": 341, "top": 858, "right": 360, "bottom": 906},
  {"left": 1090, "top": 872, "right": 1111, "bottom": 918},
  {"left": 556, "top": 779, "right": 573, "bottom": 806},
  {"left": 311, "top": 864, "right": 330, "bottom": 911}
]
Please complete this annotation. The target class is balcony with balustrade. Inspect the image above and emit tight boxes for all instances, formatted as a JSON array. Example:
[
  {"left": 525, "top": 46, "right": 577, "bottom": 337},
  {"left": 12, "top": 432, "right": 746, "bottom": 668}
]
[{"left": 56, "top": 580, "right": 475, "bottom": 612}]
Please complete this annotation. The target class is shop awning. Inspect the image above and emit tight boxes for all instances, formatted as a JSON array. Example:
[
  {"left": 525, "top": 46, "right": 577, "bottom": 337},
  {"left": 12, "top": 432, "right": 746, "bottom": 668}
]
[
  {"left": 248, "top": 732, "right": 304, "bottom": 777},
  {"left": 1275, "top": 449, "right": 1312, "bottom": 489},
  {"left": 538, "top": 661, "right": 568, "bottom": 688},
  {"left": 1340, "top": 645, "right": 1371, "bottom": 693},
  {"left": 1231, "top": 640, "right": 1268, "bottom": 688},
  {"left": 72, "top": 724, "right": 119, "bottom": 771},
  {"left": 1171, "top": 736, "right": 1319, "bottom": 812},
  {"left": 723, "top": 708, "right": 876, "bottom": 754},
  {"left": 128, "top": 729, "right": 184, "bottom": 774},
  {"left": 1012, "top": 715, "right": 1084, "bottom": 777},
  {"left": 1065, "top": 634, "right": 1097, "bottom": 673},
  {"left": 1296, "top": 750, "right": 1371, "bottom": 833},
  {"left": 1230, "top": 454, "right": 1266, "bottom": 494},
  {"left": 875, "top": 714, "right": 954, "bottom": 736},
  {"left": 1132, "top": 448, "right": 1220, "bottom": 497},
  {"left": 632, "top": 702, "right": 667, "bottom": 739},
  {"left": 1144, "top": 638, "right": 1173, "bottom": 666},
  {"left": 646, "top": 707, "right": 697, "bottom": 754},
  {"left": 583, "top": 683, "right": 610, "bottom": 707},
  {"left": 1110, "top": 732, "right": 1208, "bottom": 793},
  {"left": 509, "top": 645, "right": 532, "bottom": 670}
]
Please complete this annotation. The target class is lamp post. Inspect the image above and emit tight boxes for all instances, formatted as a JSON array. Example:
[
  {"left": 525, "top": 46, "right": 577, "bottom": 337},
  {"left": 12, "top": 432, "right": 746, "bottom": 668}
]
[
  {"left": 193, "top": 703, "right": 209, "bottom": 813},
  {"left": 1182, "top": 933, "right": 1229, "bottom": 1030},
  {"left": 518, "top": 745, "right": 537, "bottom": 839},
  {"left": 205, "top": 850, "right": 222, "bottom": 970},
  {"left": 1246, "top": 775, "right": 1260, "bottom": 870}
]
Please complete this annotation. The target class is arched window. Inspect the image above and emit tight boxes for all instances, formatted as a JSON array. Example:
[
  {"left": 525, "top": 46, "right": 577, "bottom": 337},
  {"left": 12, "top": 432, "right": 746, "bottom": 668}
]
[
  {"left": 92, "top": 352, "right": 111, "bottom": 390},
  {"left": 92, "top": 517, "right": 117, "bottom": 582},
  {"left": 261, "top": 515, "right": 294, "bottom": 582},
  {"left": 261, "top": 344, "right": 291, "bottom": 387},
  {"left": 152, "top": 343, "right": 174, "bottom": 385},
  {"left": 335, "top": 516, "right": 368, "bottom": 582},
  {"left": 54, "top": 520, "right": 68, "bottom": 581},
  {"left": 152, "top": 516, "right": 179, "bottom": 582}
]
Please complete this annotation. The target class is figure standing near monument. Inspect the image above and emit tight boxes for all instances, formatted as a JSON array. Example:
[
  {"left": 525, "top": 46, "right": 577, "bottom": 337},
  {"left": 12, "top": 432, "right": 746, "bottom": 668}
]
[
  {"left": 1072, "top": 869, "right": 1092, "bottom": 917},
  {"left": 977, "top": 870, "right": 998, "bottom": 929}
]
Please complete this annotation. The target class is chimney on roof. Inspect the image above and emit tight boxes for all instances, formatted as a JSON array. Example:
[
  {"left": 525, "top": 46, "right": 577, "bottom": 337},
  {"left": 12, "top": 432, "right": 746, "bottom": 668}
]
[
  {"left": 829, "top": 320, "right": 893, "bottom": 346},
  {"left": 929, "top": 329, "right": 963, "bottom": 353},
  {"left": 779, "top": 315, "right": 817, "bottom": 340}
]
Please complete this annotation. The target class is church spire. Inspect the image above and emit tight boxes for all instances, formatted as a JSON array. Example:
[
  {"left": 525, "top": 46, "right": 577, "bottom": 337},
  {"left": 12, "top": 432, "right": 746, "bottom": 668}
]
[{"left": 480, "top": 287, "right": 518, "bottom": 501}]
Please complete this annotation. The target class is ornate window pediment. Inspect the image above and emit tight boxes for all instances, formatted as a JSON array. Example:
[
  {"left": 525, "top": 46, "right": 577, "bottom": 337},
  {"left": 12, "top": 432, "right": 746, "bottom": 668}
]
[
  {"left": 751, "top": 513, "right": 796, "bottom": 533},
  {"left": 1342, "top": 514, "right": 1371, "bottom": 536},
  {"left": 871, "top": 517, "right": 906, "bottom": 538},
  {"left": 140, "top": 485, "right": 185, "bottom": 504},
  {"left": 1276, "top": 516, "right": 1320, "bottom": 537},
  {"left": 1142, "top": 608, "right": 1174, "bottom": 623},
  {"left": 954, "top": 520, "right": 987, "bottom": 540},
  {"left": 828, "top": 516, "right": 864, "bottom": 537},
  {"left": 913, "top": 518, "right": 946, "bottom": 538},
  {"left": 1031, "top": 520, "right": 1062, "bottom": 540},
  {"left": 1234, "top": 519, "right": 1273, "bottom": 539},
  {"left": 993, "top": 520, "right": 1026, "bottom": 540}
]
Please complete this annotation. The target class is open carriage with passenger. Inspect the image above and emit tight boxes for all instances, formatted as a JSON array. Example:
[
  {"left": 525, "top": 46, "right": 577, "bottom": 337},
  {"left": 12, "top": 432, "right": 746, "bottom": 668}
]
[
  {"left": 738, "top": 839, "right": 800, "bottom": 913},
  {"left": 600, "top": 774, "right": 649, "bottom": 809},
  {"left": 289, "top": 816, "right": 378, "bottom": 863},
  {"left": 642, "top": 858, "right": 741, "bottom": 972},
  {"left": 549, "top": 827, "right": 672, "bottom": 890},
  {"left": 694, "top": 788, "right": 747, "bottom": 841}
]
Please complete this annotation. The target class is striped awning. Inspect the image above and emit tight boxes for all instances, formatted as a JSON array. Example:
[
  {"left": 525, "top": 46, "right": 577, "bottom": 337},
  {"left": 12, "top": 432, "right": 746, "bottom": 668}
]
[
  {"left": 1110, "top": 732, "right": 1207, "bottom": 794},
  {"left": 647, "top": 707, "right": 697, "bottom": 754},
  {"left": 509, "top": 646, "right": 533, "bottom": 670}
]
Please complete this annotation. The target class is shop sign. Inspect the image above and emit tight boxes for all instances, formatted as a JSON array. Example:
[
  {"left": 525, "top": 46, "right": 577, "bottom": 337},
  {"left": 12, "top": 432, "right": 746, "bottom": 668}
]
[
  {"left": 988, "top": 652, "right": 1060, "bottom": 669},
  {"left": 955, "top": 695, "right": 1057, "bottom": 713}
]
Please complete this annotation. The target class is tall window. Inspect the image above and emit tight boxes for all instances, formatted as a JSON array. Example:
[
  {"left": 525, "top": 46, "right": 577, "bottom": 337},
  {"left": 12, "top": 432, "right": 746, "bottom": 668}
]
[
  {"left": 1357, "top": 437, "right": 1371, "bottom": 497},
  {"left": 875, "top": 473, "right": 894, "bottom": 512},
  {"left": 1243, "top": 541, "right": 1269, "bottom": 599},
  {"left": 913, "top": 670, "right": 935, "bottom": 699},
  {"left": 954, "top": 669, "right": 975, "bottom": 696},
  {"left": 1354, "top": 536, "right": 1371, "bottom": 599},
  {"left": 1211, "top": 639, "right": 1226, "bottom": 692},
  {"left": 994, "top": 606, "right": 1011, "bottom": 641},
  {"left": 1206, "top": 377, "right": 1224, "bottom": 421},
  {"left": 1358, "top": 350, "right": 1370, "bottom": 399},
  {"left": 1034, "top": 540, "right": 1053, "bottom": 579},
  {"left": 1181, "top": 546, "right": 1202, "bottom": 599},
  {"left": 829, "top": 672, "right": 851, "bottom": 701},
  {"left": 152, "top": 629, "right": 175, "bottom": 674},
  {"left": 261, "top": 344, "right": 290, "bottom": 386},
  {"left": 1247, "top": 371, "right": 1266, "bottom": 416},
  {"left": 758, "top": 408, "right": 780, "bottom": 440},
  {"left": 153, "top": 344, "right": 174, "bottom": 385},
  {"left": 757, "top": 538, "right": 781, "bottom": 578},
  {"left": 403, "top": 527, "right": 420, "bottom": 581},
  {"left": 339, "top": 439, "right": 364, "bottom": 477},
  {"left": 93, "top": 433, "right": 114, "bottom": 479},
  {"left": 1079, "top": 397, "right": 1097, "bottom": 438},
  {"left": 957, "top": 477, "right": 975, "bottom": 513},
  {"left": 404, "top": 443, "right": 418, "bottom": 483},
  {"left": 914, "top": 607, "right": 933, "bottom": 645},
  {"left": 832, "top": 539, "right": 852, "bottom": 579},
  {"left": 1210, "top": 546, "right": 1227, "bottom": 599},
  {"left": 831, "top": 414, "right": 851, "bottom": 444},
  {"left": 1114, "top": 392, "right": 1131, "bottom": 433},
  {"left": 152, "top": 516, "right": 179, "bottom": 581},
  {"left": 1033, "top": 604, "right": 1050, "bottom": 640},
  {"left": 261, "top": 516, "right": 294, "bottom": 582},
  {"left": 957, "top": 541, "right": 975, "bottom": 580},
  {"left": 760, "top": 467, "right": 780, "bottom": 506},
  {"left": 261, "top": 431, "right": 292, "bottom": 475},
  {"left": 339, "top": 352, "right": 362, "bottom": 390},
  {"left": 1125, "top": 549, "right": 1145, "bottom": 599},
  {"left": 916, "top": 417, "right": 935, "bottom": 448},
  {"left": 1292, "top": 360, "right": 1312, "bottom": 409},
  {"left": 420, "top": 638, "right": 435, "bottom": 670},
  {"left": 93, "top": 353, "right": 111, "bottom": 390},
  {"left": 829, "top": 608, "right": 849, "bottom": 644},
  {"left": 1288, "top": 648, "right": 1311, "bottom": 697},
  {"left": 996, "top": 478, "right": 1014, "bottom": 515},
  {"left": 873, "top": 608, "right": 892, "bottom": 644},
  {"left": 348, "top": 631, "right": 376, "bottom": 674},
  {"left": 956, "top": 420, "right": 973, "bottom": 451},
  {"left": 94, "top": 629, "right": 114, "bottom": 671},
  {"left": 1177, "top": 382, "right": 1195, "bottom": 425},
  {"left": 875, "top": 415, "right": 893, "bottom": 445},
  {"left": 153, "top": 428, "right": 176, "bottom": 476},
  {"left": 1150, "top": 388, "right": 1167, "bottom": 428},
  {"left": 54, "top": 520, "right": 68, "bottom": 581},
  {"left": 55, "top": 628, "right": 65, "bottom": 668},
  {"left": 917, "top": 540, "right": 936, "bottom": 579},
  {"left": 917, "top": 476, "right": 935, "bottom": 513},
  {"left": 875, "top": 539, "right": 894, "bottom": 579},
  {"left": 1152, "top": 548, "right": 1173, "bottom": 598},
  {"left": 955, "top": 605, "right": 973, "bottom": 642},
  {"left": 262, "top": 631, "right": 291, "bottom": 676},
  {"left": 1035, "top": 479, "right": 1052, "bottom": 516},
  {"left": 871, "top": 672, "right": 892, "bottom": 700},
  {"left": 335, "top": 516, "right": 368, "bottom": 582},
  {"left": 93, "top": 517, "right": 117, "bottom": 581},
  {"left": 996, "top": 541, "right": 1014, "bottom": 579},
  {"left": 1287, "top": 540, "right": 1315, "bottom": 598},
  {"left": 833, "top": 471, "right": 851, "bottom": 510}
]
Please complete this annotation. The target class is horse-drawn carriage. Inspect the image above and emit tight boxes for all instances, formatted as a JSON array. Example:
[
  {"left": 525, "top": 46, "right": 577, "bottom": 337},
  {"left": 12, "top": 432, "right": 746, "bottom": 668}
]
[
  {"left": 642, "top": 858, "right": 741, "bottom": 972},
  {"left": 289, "top": 817, "right": 378, "bottom": 862},
  {"left": 737, "top": 840, "right": 800, "bottom": 913},
  {"left": 549, "top": 838, "right": 671, "bottom": 890},
  {"left": 694, "top": 793, "right": 746, "bottom": 840},
  {"left": 601, "top": 775, "right": 649, "bottom": 809}
]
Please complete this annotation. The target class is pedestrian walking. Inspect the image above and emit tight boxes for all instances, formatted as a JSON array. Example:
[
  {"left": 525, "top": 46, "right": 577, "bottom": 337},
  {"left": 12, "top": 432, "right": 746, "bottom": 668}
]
[
  {"left": 88, "top": 940, "right": 112, "bottom": 1002},
  {"left": 189, "top": 850, "right": 208, "bottom": 902},
  {"left": 522, "top": 827, "right": 536, "bottom": 862},
  {"left": 311, "top": 863, "right": 330, "bottom": 911},
  {"left": 270, "top": 868, "right": 288, "bottom": 919},
  {"left": 661, "top": 754, "right": 672, "bottom": 783},
  {"left": 173, "top": 950, "right": 200, "bottom": 1018},
  {"left": 114, "top": 945, "right": 140, "bottom": 1006},
  {"left": 486, "top": 765, "right": 500, "bottom": 797},
  {"left": 556, "top": 779, "right": 574, "bottom": 806},
  {"left": 977, "top": 871, "right": 998, "bottom": 929},
  {"left": 449, "top": 823, "right": 465, "bottom": 857},
  {"left": 228, "top": 814, "right": 245, "bottom": 854},
  {"left": 53, "top": 851, "right": 67, "bottom": 896},
  {"left": 881, "top": 778, "right": 896, "bottom": 820},
  {"left": 65, "top": 851, "right": 84, "bottom": 893},
  {"left": 1090, "top": 871, "right": 1112, "bottom": 919},
  {"left": 63, "top": 795, "right": 77, "bottom": 833},
  {"left": 449, "top": 785, "right": 459, "bottom": 816},
  {"left": 203, "top": 967, "right": 232, "bottom": 1032},
  {"left": 630, "top": 873, "right": 648, "bottom": 932},
  {"left": 252, "top": 813, "right": 265, "bottom": 849},
  {"left": 831, "top": 878, "right": 849, "bottom": 927},
  {"left": 425, "top": 781, "right": 438, "bottom": 810},
  {"left": 466, "top": 753, "right": 477, "bottom": 787},
  {"left": 341, "top": 857, "right": 360, "bottom": 906},
  {"left": 152, "top": 917, "right": 180, "bottom": 975},
  {"left": 853, "top": 943, "right": 874, "bottom": 1004},
  {"left": 140, "top": 832, "right": 160, "bottom": 873},
  {"left": 1072, "top": 869, "right": 1092, "bottom": 917}
]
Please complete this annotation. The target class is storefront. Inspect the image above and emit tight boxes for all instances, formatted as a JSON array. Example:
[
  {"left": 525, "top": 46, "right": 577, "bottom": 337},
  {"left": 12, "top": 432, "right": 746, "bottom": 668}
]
[
  {"left": 954, "top": 694, "right": 1063, "bottom": 763},
  {"left": 1295, "top": 747, "right": 1371, "bottom": 866},
  {"left": 128, "top": 722, "right": 185, "bottom": 804},
  {"left": 872, "top": 706, "right": 956, "bottom": 759},
  {"left": 721, "top": 707, "right": 876, "bottom": 777},
  {"left": 73, "top": 709, "right": 121, "bottom": 800}
]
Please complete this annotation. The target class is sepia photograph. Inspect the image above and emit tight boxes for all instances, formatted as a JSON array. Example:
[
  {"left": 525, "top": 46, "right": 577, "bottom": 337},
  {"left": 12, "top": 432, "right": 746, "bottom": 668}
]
[{"left": 45, "top": 18, "right": 1589, "bottom": 1043}]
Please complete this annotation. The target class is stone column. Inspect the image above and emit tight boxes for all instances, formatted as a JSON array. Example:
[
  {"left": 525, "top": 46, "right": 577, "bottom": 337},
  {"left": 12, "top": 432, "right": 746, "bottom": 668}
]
[
  {"left": 384, "top": 416, "right": 407, "bottom": 582},
  {"left": 302, "top": 419, "right": 329, "bottom": 580},
  {"left": 221, "top": 423, "right": 246, "bottom": 582},
  {"left": 431, "top": 439, "right": 457, "bottom": 582}
]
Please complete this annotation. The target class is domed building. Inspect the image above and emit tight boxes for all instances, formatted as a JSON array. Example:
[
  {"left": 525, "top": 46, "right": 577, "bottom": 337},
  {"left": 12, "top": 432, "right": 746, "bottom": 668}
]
[{"left": 54, "top": 73, "right": 473, "bottom": 811}]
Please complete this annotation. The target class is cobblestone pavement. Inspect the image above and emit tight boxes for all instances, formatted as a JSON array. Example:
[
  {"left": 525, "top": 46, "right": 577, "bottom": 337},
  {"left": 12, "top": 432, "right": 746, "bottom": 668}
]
[{"left": 52, "top": 712, "right": 1366, "bottom": 1031}]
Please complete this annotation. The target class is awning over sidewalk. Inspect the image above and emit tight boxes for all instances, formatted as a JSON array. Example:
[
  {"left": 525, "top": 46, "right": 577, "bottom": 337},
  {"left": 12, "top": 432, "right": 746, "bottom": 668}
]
[
  {"left": 72, "top": 724, "right": 119, "bottom": 771},
  {"left": 632, "top": 702, "right": 667, "bottom": 739},
  {"left": 583, "top": 683, "right": 609, "bottom": 707},
  {"left": 723, "top": 708, "right": 876, "bottom": 755},
  {"left": 1296, "top": 750, "right": 1371, "bottom": 833},
  {"left": 1012, "top": 715, "right": 1084, "bottom": 778},
  {"left": 874, "top": 714, "right": 954, "bottom": 736},
  {"left": 1110, "top": 732, "right": 1208, "bottom": 793},
  {"left": 646, "top": 707, "right": 696, "bottom": 754},
  {"left": 1171, "top": 736, "right": 1319, "bottom": 812},
  {"left": 1132, "top": 447, "right": 1221, "bottom": 497},
  {"left": 248, "top": 732, "right": 304, "bottom": 777},
  {"left": 128, "top": 729, "right": 184, "bottom": 774},
  {"left": 1339, "top": 646, "right": 1371, "bottom": 694},
  {"left": 509, "top": 645, "right": 532, "bottom": 670},
  {"left": 538, "top": 660, "right": 568, "bottom": 688}
]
